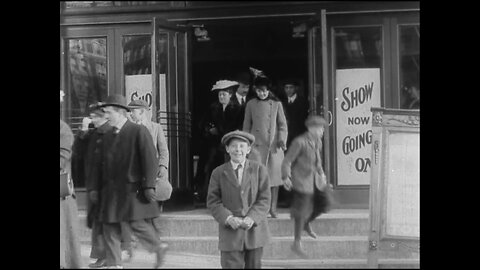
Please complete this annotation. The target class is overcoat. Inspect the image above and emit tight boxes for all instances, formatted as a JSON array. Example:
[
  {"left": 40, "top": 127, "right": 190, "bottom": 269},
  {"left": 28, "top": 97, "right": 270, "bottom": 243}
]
[
  {"left": 283, "top": 95, "right": 308, "bottom": 147},
  {"left": 207, "top": 160, "right": 271, "bottom": 252},
  {"left": 60, "top": 120, "right": 82, "bottom": 268},
  {"left": 243, "top": 98, "right": 288, "bottom": 187},
  {"left": 94, "top": 120, "right": 160, "bottom": 223},
  {"left": 281, "top": 131, "right": 326, "bottom": 194}
]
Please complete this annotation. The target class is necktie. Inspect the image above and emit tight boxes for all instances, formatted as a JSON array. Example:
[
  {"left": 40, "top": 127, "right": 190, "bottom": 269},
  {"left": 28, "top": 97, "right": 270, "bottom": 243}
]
[
  {"left": 113, "top": 126, "right": 119, "bottom": 134},
  {"left": 241, "top": 97, "right": 245, "bottom": 106},
  {"left": 235, "top": 164, "right": 242, "bottom": 183}
]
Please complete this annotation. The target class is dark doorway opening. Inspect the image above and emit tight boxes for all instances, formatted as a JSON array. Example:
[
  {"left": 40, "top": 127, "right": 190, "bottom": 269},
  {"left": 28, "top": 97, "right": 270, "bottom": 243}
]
[{"left": 191, "top": 18, "right": 309, "bottom": 208}]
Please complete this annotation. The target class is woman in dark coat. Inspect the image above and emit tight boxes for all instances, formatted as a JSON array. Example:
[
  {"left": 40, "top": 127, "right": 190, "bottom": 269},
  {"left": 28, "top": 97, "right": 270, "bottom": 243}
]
[{"left": 198, "top": 80, "right": 243, "bottom": 201}]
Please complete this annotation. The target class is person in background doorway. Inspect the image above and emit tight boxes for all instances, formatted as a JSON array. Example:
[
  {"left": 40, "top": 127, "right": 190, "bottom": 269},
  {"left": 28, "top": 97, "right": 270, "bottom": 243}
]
[
  {"left": 281, "top": 115, "right": 332, "bottom": 258},
  {"left": 282, "top": 78, "right": 308, "bottom": 148},
  {"left": 230, "top": 71, "right": 253, "bottom": 130},
  {"left": 197, "top": 80, "right": 242, "bottom": 203},
  {"left": 207, "top": 130, "right": 271, "bottom": 269},
  {"left": 93, "top": 94, "right": 166, "bottom": 269},
  {"left": 60, "top": 90, "right": 83, "bottom": 269},
  {"left": 243, "top": 70, "right": 288, "bottom": 218},
  {"left": 401, "top": 80, "right": 420, "bottom": 110},
  {"left": 73, "top": 102, "right": 112, "bottom": 268},
  {"left": 128, "top": 99, "right": 170, "bottom": 258}
]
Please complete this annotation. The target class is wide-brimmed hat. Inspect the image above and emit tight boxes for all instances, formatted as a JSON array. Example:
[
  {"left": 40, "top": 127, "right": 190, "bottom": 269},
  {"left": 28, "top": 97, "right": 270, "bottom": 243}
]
[
  {"left": 305, "top": 115, "right": 328, "bottom": 128},
  {"left": 128, "top": 99, "right": 150, "bottom": 110},
  {"left": 100, "top": 94, "right": 130, "bottom": 111},
  {"left": 253, "top": 76, "right": 272, "bottom": 88},
  {"left": 221, "top": 130, "right": 255, "bottom": 146},
  {"left": 211, "top": 80, "right": 239, "bottom": 91}
]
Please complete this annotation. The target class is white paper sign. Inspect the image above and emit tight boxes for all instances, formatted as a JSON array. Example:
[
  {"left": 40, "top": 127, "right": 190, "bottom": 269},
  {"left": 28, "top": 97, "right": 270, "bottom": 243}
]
[
  {"left": 125, "top": 74, "right": 153, "bottom": 110},
  {"left": 335, "top": 69, "right": 381, "bottom": 185}
]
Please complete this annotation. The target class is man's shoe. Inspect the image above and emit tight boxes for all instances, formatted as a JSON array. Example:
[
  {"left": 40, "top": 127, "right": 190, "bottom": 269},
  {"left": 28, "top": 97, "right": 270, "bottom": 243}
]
[
  {"left": 291, "top": 242, "right": 308, "bottom": 259},
  {"left": 121, "top": 247, "right": 134, "bottom": 262},
  {"left": 88, "top": 258, "right": 107, "bottom": 268},
  {"left": 154, "top": 243, "right": 169, "bottom": 268},
  {"left": 304, "top": 223, "right": 318, "bottom": 239},
  {"left": 269, "top": 211, "right": 278, "bottom": 218}
]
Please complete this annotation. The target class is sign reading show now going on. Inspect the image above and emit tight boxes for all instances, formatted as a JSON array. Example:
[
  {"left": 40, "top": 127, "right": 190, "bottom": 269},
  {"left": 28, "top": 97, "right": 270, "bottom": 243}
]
[{"left": 335, "top": 68, "right": 381, "bottom": 186}]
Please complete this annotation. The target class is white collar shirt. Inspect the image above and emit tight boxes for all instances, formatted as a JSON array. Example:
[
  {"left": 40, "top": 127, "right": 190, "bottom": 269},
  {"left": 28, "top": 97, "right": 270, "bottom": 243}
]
[
  {"left": 230, "top": 159, "right": 246, "bottom": 185},
  {"left": 288, "top": 93, "right": 297, "bottom": 104},
  {"left": 236, "top": 92, "right": 246, "bottom": 105},
  {"left": 114, "top": 117, "right": 128, "bottom": 133}
]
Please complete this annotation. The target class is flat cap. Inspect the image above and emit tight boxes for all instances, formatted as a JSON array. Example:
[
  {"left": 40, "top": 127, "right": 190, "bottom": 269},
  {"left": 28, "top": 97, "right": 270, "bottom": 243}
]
[
  {"left": 221, "top": 130, "right": 255, "bottom": 146},
  {"left": 128, "top": 99, "right": 149, "bottom": 110},
  {"left": 88, "top": 102, "right": 105, "bottom": 116},
  {"left": 211, "top": 80, "right": 239, "bottom": 91},
  {"left": 305, "top": 115, "right": 328, "bottom": 127}
]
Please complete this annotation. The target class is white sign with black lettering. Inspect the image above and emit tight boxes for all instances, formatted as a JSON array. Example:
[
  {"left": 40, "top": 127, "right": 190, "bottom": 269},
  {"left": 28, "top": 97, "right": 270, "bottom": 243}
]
[
  {"left": 125, "top": 74, "right": 153, "bottom": 110},
  {"left": 335, "top": 68, "right": 381, "bottom": 185}
]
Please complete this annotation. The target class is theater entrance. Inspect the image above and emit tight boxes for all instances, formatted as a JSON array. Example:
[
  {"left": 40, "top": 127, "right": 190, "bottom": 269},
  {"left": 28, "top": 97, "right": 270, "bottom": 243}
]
[{"left": 188, "top": 15, "right": 324, "bottom": 208}]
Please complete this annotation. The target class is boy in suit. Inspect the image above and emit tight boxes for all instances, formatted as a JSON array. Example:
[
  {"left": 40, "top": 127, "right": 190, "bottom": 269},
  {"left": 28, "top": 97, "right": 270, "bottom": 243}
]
[{"left": 207, "top": 130, "right": 271, "bottom": 269}]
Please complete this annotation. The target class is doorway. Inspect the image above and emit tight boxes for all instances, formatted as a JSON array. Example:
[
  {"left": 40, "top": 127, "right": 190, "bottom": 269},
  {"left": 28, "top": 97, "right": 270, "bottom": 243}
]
[{"left": 190, "top": 18, "right": 310, "bottom": 207}]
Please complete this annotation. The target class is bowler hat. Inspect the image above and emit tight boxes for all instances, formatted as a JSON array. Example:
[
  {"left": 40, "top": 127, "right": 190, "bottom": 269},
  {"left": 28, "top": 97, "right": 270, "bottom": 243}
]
[
  {"left": 100, "top": 94, "right": 130, "bottom": 111},
  {"left": 305, "top": 115, "right": 327, "bottom": 127},
  {"left": 283, "top": 77, "right": 299, "bottom": 86},
  {"left": 235, "top": 72, "right": 251, "bottom": 85},
  {"left": 221, "top": 130, "right": 255, "bottom": 146},
  {"left": 128, "top": 99, "right": 149, "bottom": 110},
  {"left": 88, "top": 102, "right": 105, "bottom": 116}
]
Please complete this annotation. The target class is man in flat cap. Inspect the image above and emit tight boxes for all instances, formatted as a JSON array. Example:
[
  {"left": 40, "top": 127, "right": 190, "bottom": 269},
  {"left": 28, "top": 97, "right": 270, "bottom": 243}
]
[
  {"left": 91, "top": 94, "right": 165, "bottom": 268},
  {"left": 207, "top": 130, "right": 271, "bottom": 269},
  {"left": 281, "top": 115, "right": 332, "bottom": 258}
]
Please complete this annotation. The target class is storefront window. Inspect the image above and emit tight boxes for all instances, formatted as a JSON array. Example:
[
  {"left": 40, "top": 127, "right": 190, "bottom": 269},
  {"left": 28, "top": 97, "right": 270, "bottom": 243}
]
[
  {"left": 334, "top": 27, "right": 382, "bottom": 69},
  {"left": 399, "top": 25, "right": 420, "bottom": 110},
  {"left": 66, "top": 38, "right": 107, "bottom": 131}
]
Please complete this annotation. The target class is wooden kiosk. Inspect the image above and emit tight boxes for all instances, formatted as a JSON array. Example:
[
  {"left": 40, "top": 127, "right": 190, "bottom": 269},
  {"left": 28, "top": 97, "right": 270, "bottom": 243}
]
[{"left": 367, "top": 108, "right": 420, "bottom": 268}]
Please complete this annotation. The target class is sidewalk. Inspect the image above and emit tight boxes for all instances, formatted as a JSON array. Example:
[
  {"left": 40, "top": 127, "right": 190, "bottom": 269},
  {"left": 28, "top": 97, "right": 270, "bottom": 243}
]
[{"left": 80, "top": 244, "right": 221, "bottom": 269}]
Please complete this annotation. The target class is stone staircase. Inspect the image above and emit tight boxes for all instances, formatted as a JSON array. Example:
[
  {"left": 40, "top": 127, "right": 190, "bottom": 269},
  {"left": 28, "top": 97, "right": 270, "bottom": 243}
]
[{"left": 78, "top": 208, "right": 419, "bottom": 268}]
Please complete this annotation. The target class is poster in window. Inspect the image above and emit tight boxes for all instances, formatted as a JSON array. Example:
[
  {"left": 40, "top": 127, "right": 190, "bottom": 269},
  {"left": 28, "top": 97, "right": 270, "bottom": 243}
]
[{"left": 335, "top": 68, "right": 381, "bottom": 185}]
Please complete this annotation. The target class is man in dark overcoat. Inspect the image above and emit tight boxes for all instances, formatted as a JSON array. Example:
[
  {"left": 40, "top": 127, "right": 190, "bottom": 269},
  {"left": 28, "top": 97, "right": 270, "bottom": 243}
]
[
  {"left": 282, "top": 78, "right": 309, "bottom": 148},
  {"left": 92, "top": 94, "right": 165, "bottom": 268},
  {"left": 207, "top": 130, "right": 271, "bottom": 269},
  {"left": 229, "top": 72, "right": 253, "bottom": 130}
]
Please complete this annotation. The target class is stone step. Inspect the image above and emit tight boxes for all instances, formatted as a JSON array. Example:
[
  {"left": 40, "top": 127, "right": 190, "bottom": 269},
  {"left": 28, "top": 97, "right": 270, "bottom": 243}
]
[
  {"left": 77, "top": 209, "right": 369, "bottom": 239},
  {"left": 81, "top": 235, "right": 416, "bottom": 260}
]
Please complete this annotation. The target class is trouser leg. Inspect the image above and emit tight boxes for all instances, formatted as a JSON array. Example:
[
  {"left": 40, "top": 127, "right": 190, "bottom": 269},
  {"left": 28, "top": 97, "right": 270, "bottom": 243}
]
[
  {"left": 90, "top": 220, "right": 106, "bottom": 259},
  {"left": 244, "top": 247, "right": 263, "bottom": 269},
  {"left": 294, "top": 217, "right": 305, "bottom": 242},
  {"left": 120, "top": 221, "right": 134, "bottom": 251},
  {"left": 270, "top": 186, "right": 279, "bottom": 215},
  {"left": 221, "top": 250, "right": 245, "bottom": 269},
  {"left": 102, "top": 223, "right": 123, "bottom": 266},
  {"left": 129, "top": 218, "right": 161, "bottom": 253}
]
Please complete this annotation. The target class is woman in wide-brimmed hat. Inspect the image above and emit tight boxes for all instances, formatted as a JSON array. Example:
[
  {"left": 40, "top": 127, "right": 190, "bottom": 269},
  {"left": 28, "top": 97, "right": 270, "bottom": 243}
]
[{"left": 196, "top": 80, "right": 243, "bottom": 202}]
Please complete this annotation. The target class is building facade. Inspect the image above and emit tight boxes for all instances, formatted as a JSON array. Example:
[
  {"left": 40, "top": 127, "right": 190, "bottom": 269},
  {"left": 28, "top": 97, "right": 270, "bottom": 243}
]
[{"left": 60, "top": 1, "right": 420, "bottom": 209}]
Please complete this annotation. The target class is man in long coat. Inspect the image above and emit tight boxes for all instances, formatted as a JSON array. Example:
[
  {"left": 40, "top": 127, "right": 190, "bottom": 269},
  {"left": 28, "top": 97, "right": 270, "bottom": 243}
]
[
  {"left": 207, "top": 130, "right": 271, "bottom": 269},
  {"left": 92, "top": 94, "right": 165, "bottom": 268}
]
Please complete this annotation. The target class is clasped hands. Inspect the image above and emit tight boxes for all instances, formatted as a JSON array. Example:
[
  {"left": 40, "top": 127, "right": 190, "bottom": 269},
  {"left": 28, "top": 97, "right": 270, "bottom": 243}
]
[{"left": 226, "top": 216, "right": 254, "bottom": 230}]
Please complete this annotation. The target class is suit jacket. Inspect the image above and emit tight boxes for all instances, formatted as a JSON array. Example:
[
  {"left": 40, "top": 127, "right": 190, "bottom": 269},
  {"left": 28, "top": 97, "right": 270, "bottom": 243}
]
[
  {"left": 283, "top": 95, "right": 309, "bottom": 147},
  {"left": 95, "top": 120, "right": 160, "bottom": 223},
  {"left": 207, "top": 160, "right": 271, "bottom": 252},
  {"left": 230, "top": 94, "right": 250, "bottom": 131},
  {"left": 243, "top": 98, "right": 288, "bottom": 186},
  {"left": 141, "top": 120, "right": 169, "bottom": 169},
  {"left": 281, "top": 131, "right": 326, "bottom": 194}
]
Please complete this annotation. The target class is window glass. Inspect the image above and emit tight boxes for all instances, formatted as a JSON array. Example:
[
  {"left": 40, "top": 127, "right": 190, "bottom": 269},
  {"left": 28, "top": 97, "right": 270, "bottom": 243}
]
[
  {"left": 399, "top": 25, "right": 420, "bottom": 110},
  {"left": 123, "top": 35, "right": 151, "bottom": 75},
  {"left": 66, "top": 38, "right": 107, "bottom": 131},
  {"left": 334, "top": 27, "right": 382, "bottom": 69}
]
